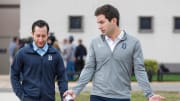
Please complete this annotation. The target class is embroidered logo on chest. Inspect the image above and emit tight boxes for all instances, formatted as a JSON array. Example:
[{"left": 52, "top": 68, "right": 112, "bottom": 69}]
[
  {"left": 122, "top": 43, "right": 126, "bottom": 49},
  {"left": 48, "top": 55, "right": 53, "bottom": 61}
]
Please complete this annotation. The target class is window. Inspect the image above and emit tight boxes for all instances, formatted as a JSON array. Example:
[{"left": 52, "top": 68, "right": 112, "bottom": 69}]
[
  {"left": 174, "top": 17, "right": 180, "bottom": 33},
  {"left": 139, "top": 16, "right": 153, "bottom": 33},
  {"left": 68, "top": 16, "right": 83, "bottom": 32}
]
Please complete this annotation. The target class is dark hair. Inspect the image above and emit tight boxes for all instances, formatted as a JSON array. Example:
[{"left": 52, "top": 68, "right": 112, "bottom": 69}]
[
  {"left": 95, "top": 4, "right": 119, "bottom": 26},
  {"left": 69, "top": 35, "right": 74, "bottom": 43},
  {"left": 13, "top": 36, "right": 18, "bottom": 42},
  {"left": 32, "top": 19, "right": 49, "bottom": 33},
  {"left": 48, "top": 35, "right": 56, "bottom": 45}
]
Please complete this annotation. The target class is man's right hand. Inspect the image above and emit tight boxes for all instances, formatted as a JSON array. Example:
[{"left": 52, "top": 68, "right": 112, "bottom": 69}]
[{"left": 63, "top": 90, "right": 76, "bottom": 101}]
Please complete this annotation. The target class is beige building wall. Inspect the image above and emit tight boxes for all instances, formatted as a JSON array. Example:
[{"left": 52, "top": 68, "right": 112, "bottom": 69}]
[
  {"left": 20, "top": 0, "right": 180, "bottom": 63},
  {"left": 0, "top": 0, "right": 20, "bottom": 74}
]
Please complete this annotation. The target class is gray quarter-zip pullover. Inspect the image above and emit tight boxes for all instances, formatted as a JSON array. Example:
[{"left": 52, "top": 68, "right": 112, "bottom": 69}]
[{"left": 72, "top": 31, "right": 154, "bottom": 99}]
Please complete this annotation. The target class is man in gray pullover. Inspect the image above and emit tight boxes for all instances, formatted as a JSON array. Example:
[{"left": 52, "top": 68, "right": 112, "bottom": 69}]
[{"left": 64, "top": 4, "right": 165, "bottom": 101}]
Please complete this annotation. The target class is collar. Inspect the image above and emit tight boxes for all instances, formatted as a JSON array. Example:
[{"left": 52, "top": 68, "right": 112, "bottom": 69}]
[
  {"left": 24, "top": 43, "right": 57, "bottom": 54},
  {"left": 105, "top": 30, "right": 125, "bottom": 41},
  {"left": 101, "top": 30, "right": 127, "bottom": 42},
  {"left": 32, "top": 42, "right": 48, "bottom": 52}
]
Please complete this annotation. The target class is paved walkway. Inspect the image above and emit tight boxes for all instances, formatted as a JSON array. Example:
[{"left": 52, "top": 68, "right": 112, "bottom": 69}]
[{"left": 1, "top": 75, "right": 180, "bottom": 101}]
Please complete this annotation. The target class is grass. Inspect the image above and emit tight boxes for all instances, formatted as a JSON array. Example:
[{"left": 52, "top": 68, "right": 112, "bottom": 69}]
[
  {"left": 131, "top": 91, "right": 180, "bottom": 101},
  {"left": 161, "top": 74, "right": 180, "bottom": 81},
  {"left": 131, "top": 74, "right": 180, "bottom": 81},
  {"left": 56, "top": 91, "right": 180, "bottom": 101},
  {"left": 71, "top": 74, "right": 180, "bottom": 82},
  {"left": 57, "top": 74, "right": 180, "bottom": 100}
]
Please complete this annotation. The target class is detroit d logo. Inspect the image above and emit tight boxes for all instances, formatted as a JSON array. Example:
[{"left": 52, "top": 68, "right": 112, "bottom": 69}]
[
  {"left": 122, "top": 43, "right": 126, "bottom": 49},
  {"left": 48, "top": 55, "right": 52, "bottom": 61}
]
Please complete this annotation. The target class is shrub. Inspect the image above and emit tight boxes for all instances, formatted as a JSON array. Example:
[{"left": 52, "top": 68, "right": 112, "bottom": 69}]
[{"left": 144, "top": 59, "right": 158, "bottom": 74}]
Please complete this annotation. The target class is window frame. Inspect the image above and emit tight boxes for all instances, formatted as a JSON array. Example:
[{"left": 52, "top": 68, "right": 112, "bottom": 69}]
[
  {"left": 173, "top": 16, "right": 180, "bottom": 33},
  {"left": 68, "top": 15, "right": 84, "bottom": 32},
  {"left": 138, "top": 16, "right": 154, "bottom": 33}
]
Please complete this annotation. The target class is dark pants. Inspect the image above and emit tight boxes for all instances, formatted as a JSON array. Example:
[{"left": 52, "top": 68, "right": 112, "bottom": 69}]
[
  {"left": 75, "top": 59, "right": 85, "bottom": 72},
  {"left": 21, "top": 96, "right": 55, "bottom": 101},
  {"left": 66, "top": 61, "right": 75, "bottom": 81},
  {"left": 90, "top": 95, "right": 130, "bottom": 101},
  {"left": 21, "top": 96, "right": 39, "bottom": 101}
]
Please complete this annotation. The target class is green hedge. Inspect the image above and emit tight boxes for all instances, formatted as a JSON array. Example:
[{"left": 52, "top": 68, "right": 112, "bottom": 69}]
[{"left": 144, "top": 59, "right": 158, "bottom": 74}]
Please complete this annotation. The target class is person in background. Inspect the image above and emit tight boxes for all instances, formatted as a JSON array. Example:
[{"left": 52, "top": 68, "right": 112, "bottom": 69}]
[
  {"left": 63, "top": 4, "right": 165, "bottom": 101},
  {"left": 12, "top": 38, "right": 20, "bottom": 58},
  {"left": 10, "top": 19, "right": 68, "bottom": 101},
  {"left": 47, "top": 33, "right": 61, "bottom": 52},
  {"left": 65, "top": 36, "right": 76, "bottom": 81},
  {"left": 74, "top": 39, "right": 87, "bottom": 76},
  {"left": 8, "top": 36, "right": 19, "bottom": 65},
  {"left": 62, "top": 38, "right": 69, "bottom": 66}
]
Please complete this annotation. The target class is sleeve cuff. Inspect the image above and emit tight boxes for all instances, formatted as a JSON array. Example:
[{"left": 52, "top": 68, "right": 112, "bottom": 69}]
[{"left": 146, "top": 92, "right": 154, "bottom": 98}]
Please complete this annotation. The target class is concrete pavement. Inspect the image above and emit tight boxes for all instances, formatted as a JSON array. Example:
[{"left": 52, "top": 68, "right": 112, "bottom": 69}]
[
  {"left": 0, "top": 92, "right": 19, "bottom": 101},
  {"left": 1, "top": 75, "right": 180, "bottom": 101}
]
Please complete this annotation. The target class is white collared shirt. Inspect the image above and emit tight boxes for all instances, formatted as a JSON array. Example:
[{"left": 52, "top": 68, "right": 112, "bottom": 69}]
[{"left": 105, "top": 30, "right": 124, "bottom": 52}]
